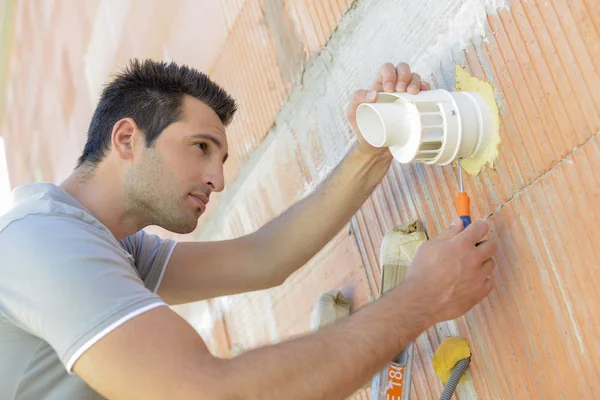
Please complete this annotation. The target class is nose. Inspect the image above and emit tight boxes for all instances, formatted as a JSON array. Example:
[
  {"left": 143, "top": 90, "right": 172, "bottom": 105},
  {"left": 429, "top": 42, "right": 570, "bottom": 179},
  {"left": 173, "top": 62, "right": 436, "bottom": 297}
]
[{"left": 204, "top": 163, "right": 225, "bottom": 193}]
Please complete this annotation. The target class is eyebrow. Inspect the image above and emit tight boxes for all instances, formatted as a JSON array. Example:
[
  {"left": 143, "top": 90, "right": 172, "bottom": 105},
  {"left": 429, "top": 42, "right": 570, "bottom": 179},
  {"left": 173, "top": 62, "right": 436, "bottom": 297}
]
[{"left": 190, "top": 133, "right": 229, "bottom": 163}]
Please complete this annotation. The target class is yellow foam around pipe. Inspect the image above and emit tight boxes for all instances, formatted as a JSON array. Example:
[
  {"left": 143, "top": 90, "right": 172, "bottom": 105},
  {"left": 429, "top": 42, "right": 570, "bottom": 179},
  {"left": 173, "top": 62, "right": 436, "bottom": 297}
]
[
  {"left": 432, "top": 337, "right": 472, "bottom": 384},
  {"left": 454, "top": 65, "right": 501, "bottom": 175}
]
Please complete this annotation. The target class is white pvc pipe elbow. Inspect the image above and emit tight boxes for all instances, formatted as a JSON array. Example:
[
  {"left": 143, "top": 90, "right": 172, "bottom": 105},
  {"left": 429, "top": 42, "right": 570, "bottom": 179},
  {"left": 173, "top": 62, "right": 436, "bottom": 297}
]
[{"left": 356, "top": 89, "right": 493, "bottom": 165}]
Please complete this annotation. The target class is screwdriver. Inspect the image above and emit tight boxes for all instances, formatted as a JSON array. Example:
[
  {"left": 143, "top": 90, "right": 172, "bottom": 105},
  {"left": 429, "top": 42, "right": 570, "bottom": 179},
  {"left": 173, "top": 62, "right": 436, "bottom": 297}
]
[{"left": 456, "top": 159, "right": 471, "bottom": 228}]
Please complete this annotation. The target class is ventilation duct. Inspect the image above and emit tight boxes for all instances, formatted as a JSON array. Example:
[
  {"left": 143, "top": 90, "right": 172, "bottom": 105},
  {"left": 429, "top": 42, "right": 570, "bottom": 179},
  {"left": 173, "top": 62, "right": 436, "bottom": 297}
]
[{"left": 356, "top": 89, "right": 494, "bottom": 165}]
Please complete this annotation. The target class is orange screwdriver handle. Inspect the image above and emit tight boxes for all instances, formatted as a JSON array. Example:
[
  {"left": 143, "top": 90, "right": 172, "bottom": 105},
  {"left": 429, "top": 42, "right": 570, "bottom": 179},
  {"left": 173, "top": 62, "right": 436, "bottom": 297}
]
[{"left": 456, "top": 192, "right": 471, "bottom": 228}]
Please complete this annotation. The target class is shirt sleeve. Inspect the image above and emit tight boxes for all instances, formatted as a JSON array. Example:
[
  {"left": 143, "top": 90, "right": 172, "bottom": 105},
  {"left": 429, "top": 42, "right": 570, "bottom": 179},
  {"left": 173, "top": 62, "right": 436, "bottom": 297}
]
[
  {"left": 120, "top": 230, "right": 177, "bottom": 292},
  {"left": 0, "top": 214, "right": 168, "bottom": 373}
]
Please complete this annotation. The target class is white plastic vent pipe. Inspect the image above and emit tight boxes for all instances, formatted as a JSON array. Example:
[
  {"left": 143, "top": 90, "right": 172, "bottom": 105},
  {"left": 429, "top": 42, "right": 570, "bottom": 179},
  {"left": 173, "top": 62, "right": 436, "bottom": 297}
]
[{"left": 356, "top": 89, "right": 493, "bottom": 165}]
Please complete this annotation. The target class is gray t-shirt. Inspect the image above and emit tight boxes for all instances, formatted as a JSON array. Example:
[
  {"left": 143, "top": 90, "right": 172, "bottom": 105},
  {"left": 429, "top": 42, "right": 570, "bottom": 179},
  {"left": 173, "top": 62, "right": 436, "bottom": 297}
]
[{"left": 0, "top": 183, "right": 177, "bottom": 399}]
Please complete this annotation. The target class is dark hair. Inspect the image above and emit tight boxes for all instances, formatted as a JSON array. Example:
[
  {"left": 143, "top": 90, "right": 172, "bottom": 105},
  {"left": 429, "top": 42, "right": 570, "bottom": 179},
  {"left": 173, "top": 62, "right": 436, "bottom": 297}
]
[{"left": 77, "top": 59, "right": 237, "bottom": 167}]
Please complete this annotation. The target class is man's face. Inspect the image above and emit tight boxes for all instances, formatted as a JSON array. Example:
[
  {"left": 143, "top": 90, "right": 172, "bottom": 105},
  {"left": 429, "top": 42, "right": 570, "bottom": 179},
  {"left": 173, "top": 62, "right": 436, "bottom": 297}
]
[{"left": 125, "top": 95, "right": 228, "bottom": 234}]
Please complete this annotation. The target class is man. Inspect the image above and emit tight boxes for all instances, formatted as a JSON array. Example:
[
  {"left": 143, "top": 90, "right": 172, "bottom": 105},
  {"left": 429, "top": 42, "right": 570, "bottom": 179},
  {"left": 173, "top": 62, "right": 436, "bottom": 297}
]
[{"left": 0, "top": 59, "right": 497, "bottom": 399}]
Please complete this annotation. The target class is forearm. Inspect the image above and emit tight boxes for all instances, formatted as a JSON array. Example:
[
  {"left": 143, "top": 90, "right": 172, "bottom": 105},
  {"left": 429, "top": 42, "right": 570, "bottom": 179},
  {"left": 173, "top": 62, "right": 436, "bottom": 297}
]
[
  {"left": 252, "top": 142, "right": 393, "bottom": 283},
  {"left": 218, "top": 281, "right": 430, "bottom": 400}
]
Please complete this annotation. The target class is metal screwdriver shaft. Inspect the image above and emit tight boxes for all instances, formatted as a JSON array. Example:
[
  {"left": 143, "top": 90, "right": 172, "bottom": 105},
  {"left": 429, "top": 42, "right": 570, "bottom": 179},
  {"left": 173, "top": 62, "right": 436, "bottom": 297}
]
[{"left": 458, "top": 160, "right": 464, "bottom": 193}]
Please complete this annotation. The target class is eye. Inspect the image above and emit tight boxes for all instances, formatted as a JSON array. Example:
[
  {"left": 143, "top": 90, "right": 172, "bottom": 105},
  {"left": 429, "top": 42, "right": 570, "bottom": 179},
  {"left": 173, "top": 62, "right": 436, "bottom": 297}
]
[{"left": 195, "top": 142, "right": 208, "bottom": 151}]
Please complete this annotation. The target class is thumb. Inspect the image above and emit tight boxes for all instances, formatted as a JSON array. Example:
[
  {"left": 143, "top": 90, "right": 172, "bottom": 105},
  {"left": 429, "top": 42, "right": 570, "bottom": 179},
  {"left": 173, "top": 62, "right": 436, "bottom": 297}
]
[{"left": 440, "top": 217, "right": 464, "bottom": 238}]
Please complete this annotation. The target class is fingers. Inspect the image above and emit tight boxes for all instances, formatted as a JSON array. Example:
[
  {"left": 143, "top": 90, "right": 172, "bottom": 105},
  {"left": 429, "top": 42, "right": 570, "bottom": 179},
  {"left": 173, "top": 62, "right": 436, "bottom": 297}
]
[
  {"left": 476, "top": 238, "right": 499, "bottom": 260},
  {"left": 372, "top": 63, "right": 397, "bottom": 92},
  {"left": 438, "top": 217, "right": 465, "bottom": 239},
  {"left": 351, "top": 89, "right": 377, "bottom": 109},
  {"left": 481, "top": 258, "right": 496, "bottom": 277},
  {"left": 483, "top": 275, "right": 495, "bottom": 295},
  {"left": 395, "top": 62, "right": 412, "bottom": 92},
  {"left": 460, "top": 220, "right": 490, "bottom": 245},
  {"left": 407, "top": 72, "right": 421, "bottom": 94},
  {"left": 370, "top": 62, "right": 430, "bottom": 94},
  {"left": 479, "top": 256, "right": 496, "bottom": 298}
]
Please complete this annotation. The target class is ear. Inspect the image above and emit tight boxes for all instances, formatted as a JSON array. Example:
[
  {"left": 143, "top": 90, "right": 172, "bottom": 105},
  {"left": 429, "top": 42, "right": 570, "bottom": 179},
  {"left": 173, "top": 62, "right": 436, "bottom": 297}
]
[{"left": 111, "top": 118, "right": 141, "bottom": 161}]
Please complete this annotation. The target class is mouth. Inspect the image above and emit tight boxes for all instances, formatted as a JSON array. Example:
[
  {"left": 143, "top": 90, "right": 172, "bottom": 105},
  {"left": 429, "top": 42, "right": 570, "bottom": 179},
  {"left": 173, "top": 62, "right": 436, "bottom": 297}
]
[{"left": 189, "top": 193, "right": 209, "bottom": 212}]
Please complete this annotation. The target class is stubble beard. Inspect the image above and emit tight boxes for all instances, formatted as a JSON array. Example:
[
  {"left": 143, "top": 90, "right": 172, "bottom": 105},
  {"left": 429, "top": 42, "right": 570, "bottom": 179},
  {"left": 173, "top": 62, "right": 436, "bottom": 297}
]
[{"left": 124, "top": 149, "right": 199, "bottom": 234}]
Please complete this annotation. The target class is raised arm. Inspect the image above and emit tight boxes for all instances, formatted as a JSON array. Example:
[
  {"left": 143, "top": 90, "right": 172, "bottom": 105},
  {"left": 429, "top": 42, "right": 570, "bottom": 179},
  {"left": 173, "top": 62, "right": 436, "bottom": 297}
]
[
  {"left": 159, "top": 63, "right": 430, "bottom": 304},
  {"left": 77, "top": 219, "right": 497, "bottom": 399}
]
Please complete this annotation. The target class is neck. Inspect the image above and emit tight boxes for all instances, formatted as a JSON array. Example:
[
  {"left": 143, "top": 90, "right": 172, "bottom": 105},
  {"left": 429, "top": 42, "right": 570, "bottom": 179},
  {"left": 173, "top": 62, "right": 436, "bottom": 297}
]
[{"left": 59, "top": 164, "right": 144, "bottom": 240}]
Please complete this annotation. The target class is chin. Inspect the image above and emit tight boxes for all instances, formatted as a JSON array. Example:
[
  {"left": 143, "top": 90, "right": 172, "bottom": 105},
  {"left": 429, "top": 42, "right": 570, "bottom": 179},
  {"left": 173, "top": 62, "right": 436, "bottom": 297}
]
[
  {"left": 162, "top": 216, "right": 200, "bottom": 235},
  {"left": 178, "top": 220, "right": 200, "bottom": 234}
]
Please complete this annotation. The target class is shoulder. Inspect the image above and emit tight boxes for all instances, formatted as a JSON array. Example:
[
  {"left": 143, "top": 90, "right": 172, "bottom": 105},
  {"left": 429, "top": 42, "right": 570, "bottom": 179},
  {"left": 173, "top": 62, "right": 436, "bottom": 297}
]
[
  {"left": 0, "top": 182, "right": 123, "bottom": 257},
  {"left": 120, "top": 229, "right": 177, "bottom": 291},
  {"left": 0, "top": 192, "right": 136, "bottom": 281}
]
